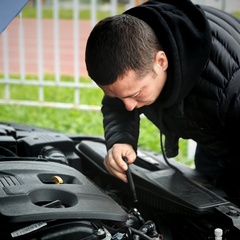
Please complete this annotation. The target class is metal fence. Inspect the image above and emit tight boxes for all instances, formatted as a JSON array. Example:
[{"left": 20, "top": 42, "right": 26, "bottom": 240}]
[
  {"left": 0, "top": 0, "right": 139, "bottom": 110},
  {"left": 0, "top": 0, "right": 239, "bottom": 110}
]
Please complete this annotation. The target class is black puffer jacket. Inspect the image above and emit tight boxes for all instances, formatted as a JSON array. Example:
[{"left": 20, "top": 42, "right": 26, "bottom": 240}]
[{"left": 101, "top": 0, "right": 240, "bottom": 175}]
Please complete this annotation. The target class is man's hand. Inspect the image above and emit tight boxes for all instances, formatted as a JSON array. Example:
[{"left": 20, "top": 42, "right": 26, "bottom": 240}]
[{"left": 104, "top": 143, "right": 137, "bottom": 182}]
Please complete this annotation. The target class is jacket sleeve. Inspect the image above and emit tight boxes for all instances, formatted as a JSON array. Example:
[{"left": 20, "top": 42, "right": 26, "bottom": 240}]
[{"left": 101, "top": 95, "right": 140, "bottom": 152}]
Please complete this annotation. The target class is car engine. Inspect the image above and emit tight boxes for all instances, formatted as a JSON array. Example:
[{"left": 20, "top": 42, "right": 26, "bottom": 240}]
[{"left": 0, "top": 122, "right": 240, "bottom": 239}]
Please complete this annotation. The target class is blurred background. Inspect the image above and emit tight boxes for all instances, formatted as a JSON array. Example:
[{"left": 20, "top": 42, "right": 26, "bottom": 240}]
[{"left": 0, "top": 0, "right": 239, "bottom": 166}]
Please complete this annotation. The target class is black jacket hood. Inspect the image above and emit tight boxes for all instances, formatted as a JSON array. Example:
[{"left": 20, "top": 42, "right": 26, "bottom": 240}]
[{"left": 124, "top": 0, "right": 212, "bottom": 108}]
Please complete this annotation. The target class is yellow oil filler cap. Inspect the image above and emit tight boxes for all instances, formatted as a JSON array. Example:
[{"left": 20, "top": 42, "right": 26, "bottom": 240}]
[{"left": 52, "top": 175, "right": 64, "bottom": 184}]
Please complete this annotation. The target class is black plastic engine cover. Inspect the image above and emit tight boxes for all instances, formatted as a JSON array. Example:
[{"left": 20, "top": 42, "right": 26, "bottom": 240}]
[
  {"left": 0, "top": 160, "right": 127, "bottom": 223},
  {"left": 77, "top": 140, "right": 229, "bottom": 215}
]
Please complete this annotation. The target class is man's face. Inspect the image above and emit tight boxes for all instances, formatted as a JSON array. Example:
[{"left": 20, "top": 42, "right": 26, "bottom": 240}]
[{"left": 100, "top": 51, "right": 168, "bottom": 111}]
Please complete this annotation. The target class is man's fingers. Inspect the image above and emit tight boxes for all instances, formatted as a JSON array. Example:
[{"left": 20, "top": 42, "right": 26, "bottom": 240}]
[
  {"left": 104, "top": 157, "right": 127, "bottom": 182},
  {"left": 103, "top": 144, "right": 136, "bottom": 182}
]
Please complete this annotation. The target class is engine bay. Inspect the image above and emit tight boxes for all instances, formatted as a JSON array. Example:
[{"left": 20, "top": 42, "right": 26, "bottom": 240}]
[{"left": 0, "top": 122, "right": 240, "bottom": 239}]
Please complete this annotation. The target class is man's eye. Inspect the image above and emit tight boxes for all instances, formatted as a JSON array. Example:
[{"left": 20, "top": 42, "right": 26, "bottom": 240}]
[{"left": 133, "top": 92, "right": 140, "bottom": 98}]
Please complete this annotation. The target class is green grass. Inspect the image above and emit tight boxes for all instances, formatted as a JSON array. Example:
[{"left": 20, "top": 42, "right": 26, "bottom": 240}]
[
  {"left": 0, "top": 74, "right": 103, "bottom": 105},
  {"left": 232, "top": 11, "right": 240, "bottom": 18},
  {"left": 0, "top": 104, "right": 104, "bottom": 135}
]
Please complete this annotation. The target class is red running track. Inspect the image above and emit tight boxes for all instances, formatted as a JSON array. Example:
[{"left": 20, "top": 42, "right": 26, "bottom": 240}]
[{"left": 0, "top": 18, "right": 92, "bottom": 77}]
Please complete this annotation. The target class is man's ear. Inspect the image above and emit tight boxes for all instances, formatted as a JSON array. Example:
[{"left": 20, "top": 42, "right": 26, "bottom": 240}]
[{"left": 155, "top": 50, "right": 168, "bottom": 71}]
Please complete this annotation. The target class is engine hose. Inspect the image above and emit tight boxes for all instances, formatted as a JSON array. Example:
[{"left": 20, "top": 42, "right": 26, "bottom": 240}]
[{"left": 129, "top": 227, "right": 158, "bottom": 240}]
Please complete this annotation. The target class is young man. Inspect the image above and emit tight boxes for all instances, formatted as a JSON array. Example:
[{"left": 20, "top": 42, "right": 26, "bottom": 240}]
[{"left": 85, "top": 0, "right": 240, "bottom": 198}]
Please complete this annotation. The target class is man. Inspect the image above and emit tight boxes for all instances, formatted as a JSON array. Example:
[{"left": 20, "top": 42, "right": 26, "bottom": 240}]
[{"left": 85, "top": 0, "right": 240, "bottom": 198}]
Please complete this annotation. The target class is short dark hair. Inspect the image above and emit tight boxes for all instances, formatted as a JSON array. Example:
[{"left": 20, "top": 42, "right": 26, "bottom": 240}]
[{"left": 85, "top": 14, "right": 162, "bottom": 85}]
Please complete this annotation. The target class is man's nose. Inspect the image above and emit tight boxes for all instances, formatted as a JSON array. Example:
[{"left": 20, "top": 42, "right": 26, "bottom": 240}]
[{"left": 123, "top": 98, "right": 138, "bottom": 111}]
